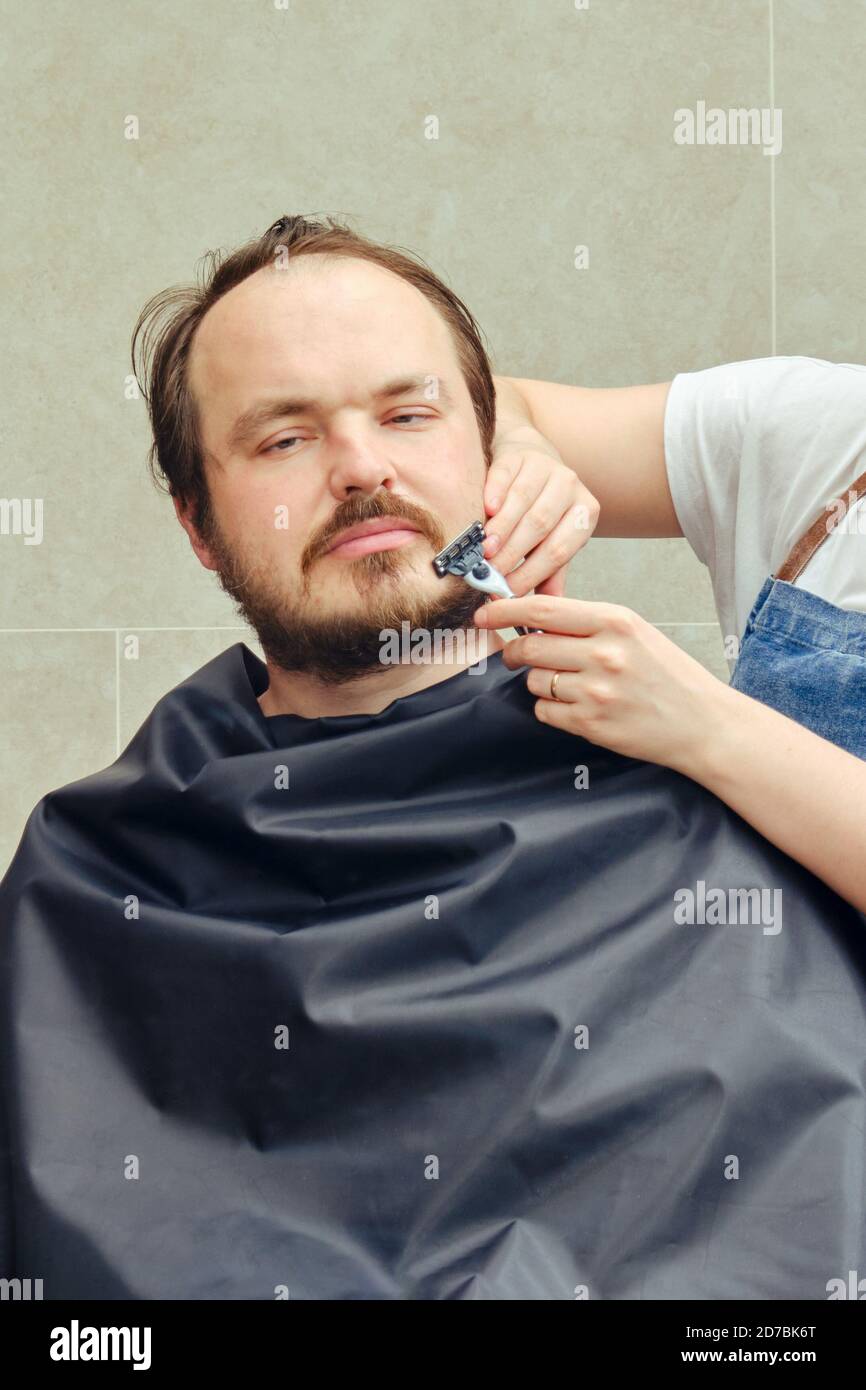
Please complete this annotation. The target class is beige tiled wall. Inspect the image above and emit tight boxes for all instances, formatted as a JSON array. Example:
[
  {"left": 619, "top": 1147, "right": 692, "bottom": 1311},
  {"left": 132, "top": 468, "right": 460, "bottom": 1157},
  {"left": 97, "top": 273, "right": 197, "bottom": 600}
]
[{"left": 3, "top": 0, "right": 864, "bottom": 876}]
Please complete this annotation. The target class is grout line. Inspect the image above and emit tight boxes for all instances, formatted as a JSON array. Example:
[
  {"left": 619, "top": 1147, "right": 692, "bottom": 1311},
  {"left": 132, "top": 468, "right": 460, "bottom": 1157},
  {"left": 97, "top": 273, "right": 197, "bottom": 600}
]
[
  {"left": 769, "top": 0, "right": 777, "bottom": 355},
  {"left": 115, "top": 628, "right": 120, "bottom": 759}
]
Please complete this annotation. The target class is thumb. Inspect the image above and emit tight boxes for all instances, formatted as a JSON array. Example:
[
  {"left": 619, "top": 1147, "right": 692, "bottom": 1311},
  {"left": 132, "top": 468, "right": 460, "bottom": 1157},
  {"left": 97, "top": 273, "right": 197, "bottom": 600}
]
[{"left": 534, "top": 564, "right": 569, "bottom": 599}]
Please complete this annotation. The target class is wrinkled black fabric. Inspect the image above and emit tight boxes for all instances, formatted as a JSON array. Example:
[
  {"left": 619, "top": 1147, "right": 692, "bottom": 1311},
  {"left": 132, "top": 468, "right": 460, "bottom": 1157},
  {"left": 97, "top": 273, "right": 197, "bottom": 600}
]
[{"left": 1, "top": 642, "right": 865, "bottom": 1300}]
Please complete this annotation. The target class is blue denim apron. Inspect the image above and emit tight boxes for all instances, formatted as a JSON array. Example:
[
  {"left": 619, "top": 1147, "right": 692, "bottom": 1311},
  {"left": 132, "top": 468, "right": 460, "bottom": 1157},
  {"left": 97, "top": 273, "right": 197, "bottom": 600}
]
[{"left": 730, "top": 469, "right": 866, "bottom": 760}]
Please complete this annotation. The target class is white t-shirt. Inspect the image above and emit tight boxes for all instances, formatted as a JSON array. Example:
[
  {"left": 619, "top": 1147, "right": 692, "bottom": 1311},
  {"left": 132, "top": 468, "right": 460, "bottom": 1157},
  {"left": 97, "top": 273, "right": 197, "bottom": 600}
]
[{"left": 663, "top": 356, "right": 866, "bottom": 659}]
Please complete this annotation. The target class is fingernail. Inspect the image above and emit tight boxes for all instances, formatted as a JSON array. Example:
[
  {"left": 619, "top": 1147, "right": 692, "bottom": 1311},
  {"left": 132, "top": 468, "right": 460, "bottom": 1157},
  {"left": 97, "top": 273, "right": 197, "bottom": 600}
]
[
  {"left": 487, "top": 496, "right": 501, "bottom": 513},
  {"left": 484, "top": 534, "right": 500, "bottom": 555}
]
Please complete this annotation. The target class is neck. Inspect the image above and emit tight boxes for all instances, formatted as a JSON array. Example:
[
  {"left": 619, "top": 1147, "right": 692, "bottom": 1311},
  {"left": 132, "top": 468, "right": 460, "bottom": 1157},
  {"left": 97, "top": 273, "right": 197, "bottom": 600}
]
[{"left": 258, "top": 625, "right": 506, "bottom": 719}]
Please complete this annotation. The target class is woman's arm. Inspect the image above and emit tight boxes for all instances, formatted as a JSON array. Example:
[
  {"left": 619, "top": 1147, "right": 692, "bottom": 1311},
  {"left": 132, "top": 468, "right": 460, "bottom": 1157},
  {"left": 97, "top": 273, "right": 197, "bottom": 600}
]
[
  {"left": 490, "top": 377, "right": 866, "bottom": 913},
  {"left": 689, "top": 679, "right": 866, "bottom": 915},
  {"left": 474, "top": 593, "right": 866, "bottom": 916},
  {"left": 492, "top": 374, "right": 681, "bottom": 544}
]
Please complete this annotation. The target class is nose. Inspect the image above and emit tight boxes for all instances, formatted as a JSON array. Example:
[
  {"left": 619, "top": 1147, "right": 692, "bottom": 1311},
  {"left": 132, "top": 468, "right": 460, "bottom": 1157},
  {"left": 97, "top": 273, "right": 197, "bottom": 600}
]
[{"left": 326, "top": 437, "right": 399, "bottom": 500}]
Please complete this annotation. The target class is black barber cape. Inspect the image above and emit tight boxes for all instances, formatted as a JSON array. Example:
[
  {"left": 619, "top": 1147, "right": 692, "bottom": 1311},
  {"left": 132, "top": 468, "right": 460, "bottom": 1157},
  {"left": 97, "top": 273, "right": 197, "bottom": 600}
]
[{"left": 1, "top": 643, "right": 865, "bottom": 1300}]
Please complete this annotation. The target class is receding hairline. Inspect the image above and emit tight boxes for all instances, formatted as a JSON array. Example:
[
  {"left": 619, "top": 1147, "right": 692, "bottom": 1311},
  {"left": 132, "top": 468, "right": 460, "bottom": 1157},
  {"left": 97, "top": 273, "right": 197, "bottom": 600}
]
[
  {"left": 189, "top": 248, "right": 456, "bottom": 380},
  {"left": 187, "top": 251, "right": 468, "bottom": 456}
]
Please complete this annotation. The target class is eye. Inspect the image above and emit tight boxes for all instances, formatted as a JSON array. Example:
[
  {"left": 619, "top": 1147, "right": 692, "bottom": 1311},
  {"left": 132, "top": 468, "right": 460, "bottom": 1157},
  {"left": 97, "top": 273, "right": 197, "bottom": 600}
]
[
  {"left": 388, "top": 412, "right": 432, "bottom": 425},
  {"left": 263, "top": 436, "right": 302, "bottom": 454}
]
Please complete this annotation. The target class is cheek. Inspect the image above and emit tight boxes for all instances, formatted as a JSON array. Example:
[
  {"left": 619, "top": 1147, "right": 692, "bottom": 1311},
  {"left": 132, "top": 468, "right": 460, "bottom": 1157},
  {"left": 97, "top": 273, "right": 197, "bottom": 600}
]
[
  {"left": 442, "top": 470, "right": 487, "bottom": 523},
  {"left": 225, "top": 476, "right": 311, "bottom": 546},
  {"left": 425, "top": 439, "right": 486, "bottom": 512}
]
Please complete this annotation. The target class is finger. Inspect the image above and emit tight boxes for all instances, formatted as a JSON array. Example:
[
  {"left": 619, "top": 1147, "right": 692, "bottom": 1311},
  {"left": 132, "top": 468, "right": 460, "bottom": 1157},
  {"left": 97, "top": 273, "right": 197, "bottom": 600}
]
[
  {"left": 533, "top": 697, "right": 578, "bottom": 732},
  {"left": 502, "top": 504, "right": 595, "bottom": 597},
  {"left": 486, "top": 466, "right": 571, "bottom": 576},
  {"left": 535, "top": 563, "right": 569, "bottom": 599},
  {"left": 474, "top": 593, "right": 613, "bottom": 636},
  {"left": 482, "top": 456, "right": 550, "bottom": 561},
  {"left": 501, "top": 635, "right": 586, "bottom": 672},
  {"left": 525, "top": 666, "right": 583, "bottom": 702},
  {"left": 483, "top": 455, "right": 521, "bottom": 520}
]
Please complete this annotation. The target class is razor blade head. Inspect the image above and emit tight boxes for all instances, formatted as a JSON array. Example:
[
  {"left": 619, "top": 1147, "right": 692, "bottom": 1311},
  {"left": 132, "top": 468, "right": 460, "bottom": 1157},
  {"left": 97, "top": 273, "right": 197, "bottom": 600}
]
[{"left": 432, "top": 520, "right": 487, "bottom": 578}]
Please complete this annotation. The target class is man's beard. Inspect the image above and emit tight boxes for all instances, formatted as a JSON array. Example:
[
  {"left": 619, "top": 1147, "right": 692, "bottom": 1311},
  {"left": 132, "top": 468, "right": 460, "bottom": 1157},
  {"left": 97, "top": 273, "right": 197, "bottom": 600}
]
[{"left": 201, "top": 493, "right": 491, "bottom": 686}]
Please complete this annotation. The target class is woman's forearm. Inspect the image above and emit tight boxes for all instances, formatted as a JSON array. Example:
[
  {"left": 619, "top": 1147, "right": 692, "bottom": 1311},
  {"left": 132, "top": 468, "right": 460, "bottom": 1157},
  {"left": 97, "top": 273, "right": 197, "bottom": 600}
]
[
  {"left": 492, "top": 375, "right": 535, "bottom": 438},
  {"left": 684, "top": 683, "right": 866, "bottom": 915}
]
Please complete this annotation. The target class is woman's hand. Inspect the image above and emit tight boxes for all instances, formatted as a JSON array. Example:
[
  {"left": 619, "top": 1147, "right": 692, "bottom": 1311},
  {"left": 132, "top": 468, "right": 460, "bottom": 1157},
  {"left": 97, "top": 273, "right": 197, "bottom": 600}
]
[
  {"left": 482, "top": 426, "right": 600, "bottom": 598},
  {"left": 473, "top": 593, "right": 866, "bottom": 918},
  {"left": 474, "top": 592, "right": 732, "bottom": 773}
]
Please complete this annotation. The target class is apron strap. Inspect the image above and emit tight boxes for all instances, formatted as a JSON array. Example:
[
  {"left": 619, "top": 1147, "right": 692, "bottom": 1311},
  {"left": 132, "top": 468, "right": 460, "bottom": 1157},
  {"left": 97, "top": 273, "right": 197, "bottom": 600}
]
[{"left": 774, "top": 465, "right": 866, "bottom": 582}]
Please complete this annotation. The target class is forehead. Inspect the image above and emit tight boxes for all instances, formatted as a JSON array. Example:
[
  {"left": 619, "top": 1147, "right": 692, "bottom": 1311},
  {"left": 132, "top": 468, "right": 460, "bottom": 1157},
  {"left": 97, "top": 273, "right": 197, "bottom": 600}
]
[{"left": 188, "top": 256, "right": 461, "bottom": 413}]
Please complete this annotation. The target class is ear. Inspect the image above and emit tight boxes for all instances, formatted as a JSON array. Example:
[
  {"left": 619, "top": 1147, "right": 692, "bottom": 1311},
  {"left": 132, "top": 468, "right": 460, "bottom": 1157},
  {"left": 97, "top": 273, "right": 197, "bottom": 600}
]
[{"left": 172, "top": 492, "right": 219, "bottom": 572}]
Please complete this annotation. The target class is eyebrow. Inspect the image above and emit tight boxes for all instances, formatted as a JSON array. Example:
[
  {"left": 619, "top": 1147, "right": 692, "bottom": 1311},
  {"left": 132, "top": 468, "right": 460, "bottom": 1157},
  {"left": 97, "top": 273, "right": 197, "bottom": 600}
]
[{"left": 226, "top": 375, "right": 456, "bottom": 453}]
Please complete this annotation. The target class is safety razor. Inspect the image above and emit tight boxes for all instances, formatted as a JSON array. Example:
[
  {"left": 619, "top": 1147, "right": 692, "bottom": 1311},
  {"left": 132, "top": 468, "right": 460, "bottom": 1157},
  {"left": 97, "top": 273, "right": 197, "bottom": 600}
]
[{"left": 432, "top": 521, "right": 534, "bottom": 636}]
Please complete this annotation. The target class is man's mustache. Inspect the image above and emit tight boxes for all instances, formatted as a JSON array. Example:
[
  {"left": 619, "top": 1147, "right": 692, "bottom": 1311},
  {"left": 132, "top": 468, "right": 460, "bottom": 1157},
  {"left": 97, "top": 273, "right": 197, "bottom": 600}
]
[{"left": 305, "top": 493, "right": 447, "bottom": 570}]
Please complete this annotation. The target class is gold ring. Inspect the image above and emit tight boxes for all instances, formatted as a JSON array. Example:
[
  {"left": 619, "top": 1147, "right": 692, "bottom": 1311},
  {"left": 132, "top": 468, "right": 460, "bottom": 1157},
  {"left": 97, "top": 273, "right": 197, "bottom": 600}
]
[{"left": 550, "top": 671, "right": 562, "bottom": 701}]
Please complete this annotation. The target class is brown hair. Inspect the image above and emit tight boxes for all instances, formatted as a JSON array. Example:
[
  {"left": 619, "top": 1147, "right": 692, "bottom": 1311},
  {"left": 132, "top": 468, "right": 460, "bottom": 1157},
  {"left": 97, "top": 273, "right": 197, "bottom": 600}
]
[{"left": 130, "top": 214, "right": 496, "bottom": 539}]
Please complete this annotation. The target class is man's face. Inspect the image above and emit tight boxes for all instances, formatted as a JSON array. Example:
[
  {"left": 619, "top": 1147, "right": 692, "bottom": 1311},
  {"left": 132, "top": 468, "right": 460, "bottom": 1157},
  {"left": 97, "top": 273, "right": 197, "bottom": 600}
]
[{"left": 181, "top": 255, "right": 491, "bottom": 684}]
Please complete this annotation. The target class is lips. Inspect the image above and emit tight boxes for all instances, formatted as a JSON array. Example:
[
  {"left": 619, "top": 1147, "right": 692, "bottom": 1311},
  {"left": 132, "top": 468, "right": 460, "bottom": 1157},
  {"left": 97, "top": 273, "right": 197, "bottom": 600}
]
[{"left": 325, "top": 517, "right": 422, "bottom": 554}]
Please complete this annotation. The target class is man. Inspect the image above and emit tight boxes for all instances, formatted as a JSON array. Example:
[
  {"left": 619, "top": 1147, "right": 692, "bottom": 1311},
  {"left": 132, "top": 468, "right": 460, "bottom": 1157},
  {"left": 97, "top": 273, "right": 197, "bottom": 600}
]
[{"left": 1, "top": 215, "right": 864, "bottom": 1300}]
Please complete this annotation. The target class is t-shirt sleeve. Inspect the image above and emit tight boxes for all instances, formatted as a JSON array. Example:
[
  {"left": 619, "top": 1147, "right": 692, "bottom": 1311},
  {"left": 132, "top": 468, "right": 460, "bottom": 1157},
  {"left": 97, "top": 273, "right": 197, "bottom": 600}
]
[
  {"left": 662, "top": 355, "right": 866, "bottom": 643},
  {"left": 662, "top": 357, "right": 790, "bottom": 576}
]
